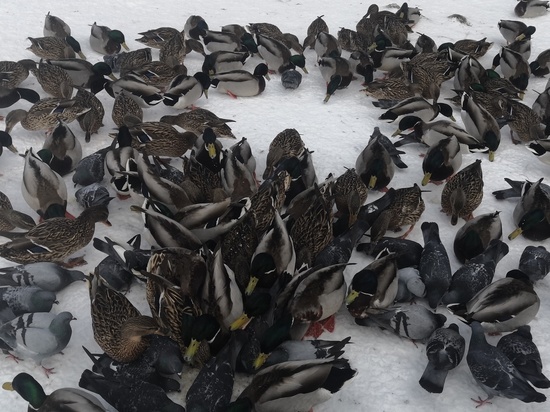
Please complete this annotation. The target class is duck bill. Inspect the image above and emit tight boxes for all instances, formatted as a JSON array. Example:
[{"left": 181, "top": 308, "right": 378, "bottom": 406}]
[
  {"left": 301, "top": 67, "right": 309, "bottom": 74},
  {"left": 78, "top": 51, "right": 87, "bottom": 60},
  {"left": 109, "top": 73, "right": 118, "bottom": 81},
  {"left": 392, "top": 129, "right": 402, "bottom": 137},
  {"left": 207, "top": 143, "right": 217, "bottom": 159},
  {"left": 2, "top": 382, "right": 14, "bottom": 391},
  {"left": 203, "top": 89, "right": 209, "bottom": 99},
  {"left": 421, "top": 172, "right": 432, "bottom": 186},
  {"left": 253, "top": 352, "right": 269, "bottom": 370},
  {"left": 345, "top": 290, "right": 359, "bottom": 306},
  {"left": 323, "top": 93, "right": 331, "bottom": 104},
  {"left": 184, "top": 339, "right": 200, "bottom": 363},
  {"left": 245, "top": 276, "right": 259, "bottom": 295},
  {"left": 122, "top": 42, "right": 130, "bottom": 51},
  {"left": 265, "top": 72, "right": 271, "bottom": 81},
  {"left": 7, "top": 144, "right": 18, "bottom": 154},
  {"left": 508, "top": 227, "right": 522, "bottom": 240},
  {"left": 102, "top": 219, "right": 112, "bottom": 227},
  {"left": 518, "top": 91, "right": 525, "bottom": 100},
  {"left": 368, "top": 175, "right": 377, "bottom": 190},
  {"left": 449, "top": 115, "right": 456, "bottom": 122},
  {"left": 229, "top": 313, "right": 251, "bottom": 331},
  {"left": 488, "top": 151, "right": 495, "bottom": 162}
]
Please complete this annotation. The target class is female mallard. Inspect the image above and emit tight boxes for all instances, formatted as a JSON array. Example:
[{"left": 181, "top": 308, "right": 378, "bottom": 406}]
[
  {"left": 256, "top": 34, "right": 307, "bottom": 74},
  {"left": 509, "top": 178, "right": 550, "bottom": 241},
  {"left": 111, "top": 90, "right": 143, "bottom": 128},
  {"left": 21, "top": 147, "right": 68, "bottom": 219},
  {"left": 159, "top": 31, "right": 186, "bottom": 67},
  {"left": 361, "top": 77, "right": 418, "bottom": 101},
  {"left": 0, "top": 204, "right": 110, "bottom": 265},
  {"left": 229, "top": 358, "right": 356, "bottom": 412},
  {"left": 303, "top": 15, "right": 329, "bottom": 49},
  {"left": 263, "top": 128, "right": 305, "bottom": 179},
  {"left": 104, "top": 48, "right": 152, "bottom": 75},
  {"left": 160, "top": 107, "right": 236, "bottom": 138},
  {"left": 453, "top": 38, "right": 493, "bottom": 58},
  {"left": 5, "top": 98, "right": 90, "bottom": 133},
  {"left": 441, "top": 159, "right": 484, "bottom": 226},
  {"left": 125, "top": 117, "right": 198, "bottom": 158},
  {"left": 506, "top": 99, "right": 546, "bottom": 143},
  {"left": 0, "top": 190, "right": 35, "bottom": 231},
  {"left": 89, "top": 270, "right": 161, "bottom": 363},
  {"left": 3, "top": 372, "right": 106, "bottom": 412},
  {"left": 211, "top": 63, "right": 270, "bottom": 98},
  {"left": 27, "top": 36, "right": 85, "bottom": 60},
  {"left": 332, "top": 167, "right": 368, "bottom": 225},
  {"left": 29, "top": 60, "right": 73, "bottom": 99},
  {"left": 89, "top": 22, "right": 128, "bottom": 55},
  {"left": 74, "top": 86, "right": 105, "bottom": 142},
  {"left": 355, "top": 135, "right": 394, "bottom": 191},
  {"left": 0, "top": 59, "right": 36, "bottom": 89},
  {"left": 163, "top": 71, "right": 210, "bottom": 109},
  {"left": 43, "top": 12, "right": 71, "bottom": 38},
  {"left": 460, "top": 92, "right": 500, "bottom": 161},
  {"left": 135, "top": 27, "right": 179, "bottom": 49}
]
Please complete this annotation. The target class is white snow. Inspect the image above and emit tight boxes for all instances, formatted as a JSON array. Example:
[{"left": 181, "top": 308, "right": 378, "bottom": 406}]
[{"left": 0, "top": 0, "right": 549, "bottom": 411}]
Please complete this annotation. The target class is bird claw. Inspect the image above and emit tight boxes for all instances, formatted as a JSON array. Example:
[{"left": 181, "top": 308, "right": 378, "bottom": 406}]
[
  {"left": 42, "top": 366, "right": 56, "bottom": 378},
  {"left": 471, "top": 396, "right": 492, "bottom": 408},
  {"left": 6, "top": 354, "right": 22, "bottom": 363}
]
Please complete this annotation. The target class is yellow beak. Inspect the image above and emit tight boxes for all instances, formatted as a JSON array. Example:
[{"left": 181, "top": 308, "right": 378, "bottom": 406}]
[
  {"left": 508, "top": 227, "right": 522, "bottom": 240},
  {"left": 421, "top": 172, "right": 432, "bottom": 186},
  {"left": 346, "top": 290, "right": 359, "bottom": 306}
]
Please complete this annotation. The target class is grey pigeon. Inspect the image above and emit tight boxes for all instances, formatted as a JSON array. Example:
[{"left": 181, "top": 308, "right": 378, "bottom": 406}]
[
  {"left": 419, "top": 323, "right": 465, "bottom": 393},
  {"left": 0, "top": 286, "right": 57, "bottom": 322},
  {"left": 72, "top": 146, "right": 109, "bottom": 187},
  {"left": 467, "top": 321, "right": 546, "bottom": 405},
  {"left": 356, "top": 237, "right": 423, "bottom": 269},
  {"left": 281, "top": 68, "right": 302, "bottom": 89},
  {"left": 419, "top": 222, "right": 452, "bottom": 308},
  {"left": 0, "top": 311, "right": 75, "bottom": 368},
  {"left": 441, "top": 239, "right": 509, "bottom": 305},
  {"left": 75, "top": 183, "right": 114, "bottom": 208},
  {"left": 314, "top": 218, "right": 370, "bottom": 266},
  {"left": 497, "top": 325, "right": 550, "bottom": 389},
  {"left": 355, "top": 304, "right": 446, "bottom": 341},
  {"left": 519, "top": 245, "right": 550, "bottom": 283},
  {"left": 0, "top": 262, "right": 85, "bottom": 291},
  {"left": 396, "top": 267, "right": 425, "bottom": 302},
  {"left": 186, "top": 330, "right": 248, "bottom": 412}
]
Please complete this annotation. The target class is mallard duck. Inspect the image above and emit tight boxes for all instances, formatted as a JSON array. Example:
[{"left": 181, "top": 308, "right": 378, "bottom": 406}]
[
  {"left": 0, "top": 204, "right": 109, "bottom": 265},
  {"left": 135, "top": 27, "right": 179, "bottom": 49},
  {"left": 256, "top": 34, "right": 307, "bottom": 74},
  {"left": 104, "top": 48, "right": 152, "bottom": 75},
  {"left": 89, "top": 22, "right": 128, "bottom": 55},
  {"left": 0, "top": 190, "right": 34, "bottom": 231},
  {"left": 183, "top": 15, "right": 208, "bottom": 40},
  {"left": 393, "top": 115, "right": 481, "bottom": 148},
  {"left": 200, "top": 29, "right": 242, "bottom": 53},
  {"left": 211, "top": 63, "right": 270, "bottom": 98},
  {"left": 27, "top": 36, "right": 85, "bottom": 60},
  {"left": 160, "top": 107, "right": 236, "bottom": 138},
  {"left": 441, "top": 159, "right": 484, "bottom": 226},
  {"left": 421, "top": 135, "right": 462, "bottom": 185},
  {"left": 498, "top": 20, "right": 535, "bottom": 44},
  {"left": 163, "top": 71, "right": 210, "bottom": 109},
  {"left": 453, "top": 211, "right": 502, "bottom": 263},
  {"left": 124, "top": 117, "right": 197, "bottom": 158},
  {"left": 193, "top": 127, "right": 222, "bottom": 173},
  {"left": 506, "top": 99, "right": 546, "bottom": 143},
  {"left": 0, "top": 131, "right": 18, "bottom": 158},
  {"left": 111, "top": 90, "right": 143, "bottom": 127},
  {"left": 4, "top": 372, "right": 106, "bottom": 412},
  {"left": 369, "top": 184, "right": 425, "bottom": 241},
  {"left": 314, "top": 31, "right": 341, "bottom": 59},
  {"left": 318, "top": 54, "right": 352, "bottom": 101},
  {"left": 376, "top": 95, "right": 455, "bottom": 123},
  {"left": 355, "top": 135, "right": 394, "bottom": 191},
  {"left": 509, "top": 178, "right": 550, "bottom": 241},
  {"left": 21, "top": 147, "right": 68, "bottom": 219},
  {"left": 105, "top": 73, "right": 163, "bottom": 107},
  {"left": 230, "top": 358, "right": 356, "bottom": 412},
  {"left": 530, "top": 49, "right": 550, "bottom": 77},
  {"left": 89, "top": 269, "right": 160, "bottom": 363},
  {"left": 361, "top": 77, "right": 418, "bottom": 101},
  {"left": 460, "top": 92, "right": 500, "bottom": 161},
  {"left": 303, "top": 15, "right": 329, "bottom": 49},
  {"left": 332, "top": 167, "right": 368, "bottom": 224},
  {"left": 41, "top": 120, "right": 82, "bottom": 175},
  {"left": 346, "top": 252, "right": 398, "bottom": 319},
  {"left": 515, "top": 0, "right": 549, "bottom": 17},
  {"left": 159, "top": 30, "right": 186, "bottom": 67},
  {"left": 130, "top": 60, "right": 187, "bottom": 89},
  {"left": 43, "top": 12, "right": 71, "bottom": 38},
  {"left": 453, "top": 38, "right": 493, "bottom": 58},
  {"left": 29, "top": 60, "right": 73, "bottom": 98},
  {"left": 74, "top": 86, "right": 105, "bottom": 142},
  {"left": 0, "top": 59, "right": 36, "bottom": 89},
  {"left": 202, "top": 51, "right": 248, "bottom": 76},
  {"left": 369, "top": 38, "right": 415, "bottom": 72},
  {"left": 263, "top": 128, "right": 305, "bottom": 179},
  {"left": 449, "top": 270, "right": 540, "bottom": 334},
  {"left": 337, "top": 28, "right": 372, "bottom": 55},
  {"left": 528, "top": 139, "right": 550, "bottom": 164},
  {"left": 414, "top": 33, "right": 437, "bottom": 53},
  {"left": 5, "top": 98, "right": 90, "bottom": 133},
  {"left": 45, "top": 59, "right": 115, "bottom": 90},
  {"left": 492, "top": 47, "right": 530, "bottom": 92}
]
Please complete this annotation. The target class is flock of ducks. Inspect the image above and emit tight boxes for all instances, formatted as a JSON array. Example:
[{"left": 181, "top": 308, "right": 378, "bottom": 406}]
[{"left": 0, "top": 0, "right": 550, "bottom": 411}]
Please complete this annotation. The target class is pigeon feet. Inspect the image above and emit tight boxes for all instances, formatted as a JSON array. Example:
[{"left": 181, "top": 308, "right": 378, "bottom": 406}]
[{"left": 471, "top": 396, "right": 492, "bottom": 408}]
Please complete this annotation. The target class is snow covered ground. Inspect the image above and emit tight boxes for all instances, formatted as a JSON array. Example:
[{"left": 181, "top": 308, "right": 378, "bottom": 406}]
[{"left": 0, "top": 0, "right": 549, "bottom": 411}]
